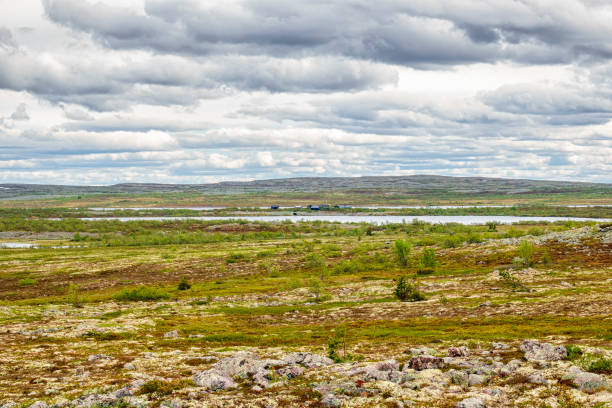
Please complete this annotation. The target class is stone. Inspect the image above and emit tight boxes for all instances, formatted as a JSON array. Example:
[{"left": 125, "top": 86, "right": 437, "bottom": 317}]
[
  {"left": 491, "top": 342, "right": 510, "bottom": 350},
  {"left": 0, "top": 402, "right": 16, "bottom": 408},
  {"left": 123, "top": 362, "right": 136, "bottom": 370},
  {"left": 447, "top": 369, "right": 469, "bottom": 386},
  {"left": 87, "top": 354, "right": 111, "bottom": 362},
  {"left": 407, "top": 355, "right": 446, "bottom": 371},
  {"left": 320, "top": 394, "right": 341, "bottom": 408},
  {"left": 192, "top": 370, "right": 237, "bottom": 391},
  {"left": 562, "top": 366, "right": 608, "bottom": 394},
  {"left": 520, "top": 340, "right": 566, "bottom": 361},
  {"left": 468, "top": 374, "right": 488, "bottom": 386},
  {"left": 282, "top": 352, "right": 333, "bottom": 368},
  {"left": 213, "top": 351, "right": 261, "bottom": 377},
  {"left": 376, "top": 359, "right": 400, "bottom": 371},
  {"left": 163, "top": 330, "right": 179, "bottom": 338},
  {"left": 276, "top": 365, "right": 304, "bottom": 379},
  {"left": 447, "top": 346, "right": 470, "bottom": 357},
  {"left": 526, "top": 372, "right": 547, "bottom": 385},
  {"left": 456, "top": 397, "right": 485, "bottom": 408},
  {"left": 28, "top": 402, "right": 48, "bottom": 408},
  {"left": 409, "top": 347, "right": 437, "bottom": 356}
]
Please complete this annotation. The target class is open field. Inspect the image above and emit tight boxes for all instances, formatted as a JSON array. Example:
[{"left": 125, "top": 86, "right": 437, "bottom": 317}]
[
  {"left": 0, "top": 212, "right": 611, "bottom": 407},
  {"left": 1, "top": 176, "right": 611, "bottom": 209}
]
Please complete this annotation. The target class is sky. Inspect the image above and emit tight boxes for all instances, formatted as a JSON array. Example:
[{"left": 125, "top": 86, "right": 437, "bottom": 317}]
[{"left": 0, "top": 0, "right": 611, "bottom": 185}]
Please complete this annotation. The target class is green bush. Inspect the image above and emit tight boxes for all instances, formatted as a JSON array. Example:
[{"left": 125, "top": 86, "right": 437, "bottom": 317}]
[
  {"left": 304, "top": 253, "right": 326, "bottom": 269},
  {"left": 498, "top": 270, "right": 529, "bottom": 292},
  {"left": 177, "top": 276, "right": 191, "bottom": 291},
  {"left": 394, "top": 239, "right": 411, "bottom": 267},
  {"left": 565, "top": 345, "right": 583, "bottom": 360},
  {"left": 114, "top": 286, "right": 170, "bottom": 302},
  {"left": 518, "top": 240, "right": 535, "bottom": 267},
  {"left": 394, "top": 276, "right": 426, "bottom": 302},
  {"left": 67, "top": 282, "right": 83, "bottom": 307},
  {"left": 579, "top": 354, "right": 612, "bottom": 374},
  {"left": 226, "top": 252, "right": 248, "bottom": 263},
  {"left": 18, "top": 277, "right": 37, "bottom": 286},
  {"left": 541, "top": 251, "right": 552, "bottom": 266},
  {"left": 417, "top": 248, "right": 437, "bottom": 275}
]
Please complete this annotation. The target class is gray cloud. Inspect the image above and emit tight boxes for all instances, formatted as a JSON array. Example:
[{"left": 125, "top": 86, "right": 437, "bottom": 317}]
[
  {"left": 42, "top": 0, "right": 612, "bottom": 65},
  {"left": 0, "top": 0, "right": 611, "bottom": 184},
  {"left": 10, "top": 103, "right": 30, "bottom": 121}
]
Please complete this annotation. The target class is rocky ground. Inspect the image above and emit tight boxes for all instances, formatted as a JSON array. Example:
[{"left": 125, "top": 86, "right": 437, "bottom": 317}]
[
  {"left": 1, "top": 222, "right": 611, "bottom": 407},
  {"left": 0, "top": 339, "right": 610, "bottom": 407}
]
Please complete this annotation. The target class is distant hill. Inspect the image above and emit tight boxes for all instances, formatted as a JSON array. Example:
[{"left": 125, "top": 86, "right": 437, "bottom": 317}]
[{"left": 0, "top": 175, "right": 610, "bottom": 199}]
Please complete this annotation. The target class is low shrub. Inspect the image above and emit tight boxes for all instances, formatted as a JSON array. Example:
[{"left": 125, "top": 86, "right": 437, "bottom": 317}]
[
  {"left": 177, "top": 276, "right": 191, "bottom": 291},
  {"left": 304, "top": 253, "right": 326, "bottom": 269},
  {"left": 394, "top": 276, "right": 426, "bottom": 302},
  {"left": 565, "top": 345, "right": 583, "bottom": 360},
  {"left": 18, "top": 277, "right": 37, "bottom": 286}
]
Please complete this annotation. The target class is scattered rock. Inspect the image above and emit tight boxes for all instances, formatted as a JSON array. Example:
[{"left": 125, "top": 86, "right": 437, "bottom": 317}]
[
  {"left": 282, "top": 352, "right": 333, "bottom": 368},
  {"left": 88, "top": 354, "right": 111, "bottom": 362},
  {"left": 163, "top": 330, "right": 179, "bottom": 338},
  {"left": 409, "top": 347, "right": 437, "bottom": 356},
  {"left": 468, "top": 373, "right": 488, "bottom": 386},
  {"left": 520, "top": 340, "right": 567, "bottom": 361},
  {"left": 320, "top": 393, "right": 341, "bottom": 407},
  {"left": 526, "top": 372, "right": 547, "bottom": 385},
  {"left": 192, "top": 370, "right": 237, "bottom": 391},
  {"left": 407, "top": 355, "right": 446, "bottom": 371},
  {"left": 456, "top": 397, "right": 485, "bottom": 408},
  {"left": 448, "top": 346, "right": 470, "bottom": 357},
  {"left": 491, "top": 342, "right": 510, "bottom": 350},
  {"left": 562, "top": 366, "right": 609, "bottom": 394}
]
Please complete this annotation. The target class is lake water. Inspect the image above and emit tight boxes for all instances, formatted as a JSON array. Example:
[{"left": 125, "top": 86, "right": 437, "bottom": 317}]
[
  {"left": 0, "top": 242, "right": 36, "bottom": 248},
  {"left": 75, "top": 215, "right": 610, "bottom": 225},
  {"left": 88, "top": 204, "right": 611, "bottom": 211}
]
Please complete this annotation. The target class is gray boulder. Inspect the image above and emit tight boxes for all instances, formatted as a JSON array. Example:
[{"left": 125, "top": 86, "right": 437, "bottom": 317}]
[
  {"left": 520, "top": 340, "right": 566, "bottom": 361},
  {"left": 468, "top": 374, "right": 489, "bottom": 386},
  {"left": 282, "top": 352, "right": 333, "bottom": 368},
  {"left": 192, "top": 370, "right": 237, "bottom": 391},
  {"left": 562, "top": 366, "right": 608, "bottom": 394},
  {"left": 448, "top": 346, "right": 470, "bottom": 357},
  {"left": 407, "top": 355, "right": 446, "bottom": 371}
]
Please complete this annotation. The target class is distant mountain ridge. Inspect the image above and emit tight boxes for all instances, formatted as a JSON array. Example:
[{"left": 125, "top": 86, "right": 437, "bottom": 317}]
[{"left": 1, "top": 175, "right": 610, "bottom": 198}]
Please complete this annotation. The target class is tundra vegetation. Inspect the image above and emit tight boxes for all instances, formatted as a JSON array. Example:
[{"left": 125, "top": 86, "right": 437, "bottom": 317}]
[{"left": 0, "top": 198, "right": 610, "bottom": 407}]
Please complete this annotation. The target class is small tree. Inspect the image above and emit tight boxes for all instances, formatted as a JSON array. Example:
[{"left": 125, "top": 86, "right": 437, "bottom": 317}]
[
  {"left": 417, "top": 248, "right": 436, "bottom": 275},
  {"left": 67, "top": 282, "right": 83, "bottom": 308},
  {"left": 394, "top": 239, "right": 411, "bottom": 267},
  {"left": 177, "top": 276, "right": 191, "bottom": 291},
  {"left": 487, "top": 222, "right": 498, "bottom": 232},
  {"left": 394, "top": 276, "right": 426, "bottom": 302},
  {"left": 518, "top": 240, "right": 535, "bottom": 267}
]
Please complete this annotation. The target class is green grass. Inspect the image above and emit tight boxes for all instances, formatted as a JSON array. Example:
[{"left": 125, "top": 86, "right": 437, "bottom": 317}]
[{"left": 113, "top": 286, "right": 170, "bottom": 302}]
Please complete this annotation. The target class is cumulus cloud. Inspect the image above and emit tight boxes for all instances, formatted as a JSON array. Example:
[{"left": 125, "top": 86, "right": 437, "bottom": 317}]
[
  {"left": 0, "top": 0, "right": 610, "bottom": 184},
  {"left": 10, "top": 103, "right": 30, "bottom": 121}
]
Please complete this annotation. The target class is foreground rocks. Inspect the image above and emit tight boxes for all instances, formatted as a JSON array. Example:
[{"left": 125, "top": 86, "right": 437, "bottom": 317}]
[{"left": 4, "top": 340, "right": 611, "bottom": 408}]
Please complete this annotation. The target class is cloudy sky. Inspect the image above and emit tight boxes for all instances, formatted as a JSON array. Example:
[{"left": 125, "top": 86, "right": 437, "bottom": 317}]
[{"left": 1, "top": 0, "right": 611, "bottom": 185}]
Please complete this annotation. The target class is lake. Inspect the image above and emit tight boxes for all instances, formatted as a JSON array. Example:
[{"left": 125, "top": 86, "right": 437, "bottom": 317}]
[{"left": 75, "top": 215, "right": 610, "bottom": 225}]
